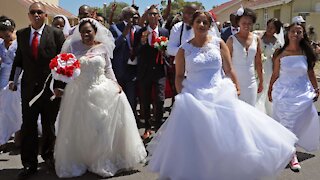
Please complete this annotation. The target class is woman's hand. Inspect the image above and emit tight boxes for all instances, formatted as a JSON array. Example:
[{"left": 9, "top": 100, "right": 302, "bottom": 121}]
[
  {"left": 257, "top": 82, "right": 263, "bottom": 93},
  {"left": 314, "top": 88, "right": 319, "bottom": 102},
  {"left": 268, "top": 88, "right": 272, "bottom": 102},
  {"left": 236, "top": 89, "right": 240, "bottom": 96},
  {"left": 53, "top": 88, "right": 64, "bottom": 97},
  {"left": 141, "top": 30, "right": 149, "bottom": 45},
  {"left": 117, "top": 83, "right": 122, "bottom": 94}
]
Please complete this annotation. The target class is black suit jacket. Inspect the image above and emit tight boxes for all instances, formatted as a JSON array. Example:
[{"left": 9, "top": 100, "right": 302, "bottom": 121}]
[
  {"left": 135, "top": 26, "right": 169, "bottom": 80},
  {"left": 109, "top": 22, "right": 141, "bottom": 81},
  {"left": 221, "top": 26, "right": 232, "bottom": 42},
  {"left": 9, "top": 25, "right": 65, "bottom": 102}
]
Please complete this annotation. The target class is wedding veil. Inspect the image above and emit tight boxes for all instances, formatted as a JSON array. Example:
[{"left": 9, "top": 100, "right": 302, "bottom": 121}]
[
  {"left": 53, "top": 15, "right": 71, "bottom": 37},
  {"left": 274, "top": 27, "right": 285, "bottom": 47},
  {"left": 61, "top": 18, "right": 115, "bottom": 59}
]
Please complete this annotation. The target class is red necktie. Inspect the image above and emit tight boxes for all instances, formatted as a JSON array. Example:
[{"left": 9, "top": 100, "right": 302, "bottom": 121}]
[
  {"left": 31, "top": 31, "right": 39, "bottom": 60},
  {"left": 151, "top": 30, "right": 157, "bottom": 47},
  {"left": 130, "top": 28, "right": 134, "bottom": 47}
]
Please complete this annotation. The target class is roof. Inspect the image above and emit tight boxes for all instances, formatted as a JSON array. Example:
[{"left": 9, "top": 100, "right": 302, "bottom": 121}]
[
  {"left": 211, "top": 0, "right": 241, "bottom": 14},
  {"left": 18, "top": 0, "right": 76, "bottom": 18}
]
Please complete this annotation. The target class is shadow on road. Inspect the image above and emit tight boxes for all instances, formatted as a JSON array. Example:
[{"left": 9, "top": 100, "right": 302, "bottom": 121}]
[{"left": 0, "top": 165, "right": 140, "bottom": 180}]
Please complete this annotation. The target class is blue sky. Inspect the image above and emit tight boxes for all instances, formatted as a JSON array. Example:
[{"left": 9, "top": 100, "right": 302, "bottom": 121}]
[{"left": 59, "top": 0, "right": 229, "bottom": 16}]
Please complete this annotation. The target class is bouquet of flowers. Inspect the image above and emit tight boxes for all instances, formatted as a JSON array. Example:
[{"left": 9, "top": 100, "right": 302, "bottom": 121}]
[
  {"left": 49, "top": 53, "right": 81, "bottom": 83},
  {"left": 153, "top": 36, "right": 169, "bottom": 51}
]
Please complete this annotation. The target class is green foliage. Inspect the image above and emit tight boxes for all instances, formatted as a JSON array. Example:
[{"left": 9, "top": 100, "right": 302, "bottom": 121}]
[
  {"left": 161, "top": 0, "right": 204, "bottom": 17},
  {"left": 94, "top": 2, "right": 129, "bottom": 24}
]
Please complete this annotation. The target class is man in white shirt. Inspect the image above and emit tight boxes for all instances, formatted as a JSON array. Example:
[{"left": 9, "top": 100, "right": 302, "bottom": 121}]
[{"left": 167, "top": 4, "right": 199, "bottom": 57}]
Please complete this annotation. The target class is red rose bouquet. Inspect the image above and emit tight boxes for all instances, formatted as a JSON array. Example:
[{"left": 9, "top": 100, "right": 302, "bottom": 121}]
[
  {"left": 153, "top": 36, "right": 169, "bottom": 51},
  {"left": 49, "top": 53, "right": 81, "bottom": 83},
  {"left": 152, "top": 36, "right": 168, "bottom": 64}
]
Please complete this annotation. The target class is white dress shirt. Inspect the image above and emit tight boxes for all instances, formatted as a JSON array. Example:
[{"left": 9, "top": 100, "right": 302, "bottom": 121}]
[
  {"left": 167, "top": 22, "right": 194, "bottom": 56},
  {"left": 29, "top": 23, "right": 46, "bottom": 46},
  {"left": 231, "top": 26, "right": 240, "bottom": 35},
  {"left": 147, "top": 25, "right": 159, "bottom": 46},
  {"left": 123, "top": 21, "right": 138, "bottom": 65}
]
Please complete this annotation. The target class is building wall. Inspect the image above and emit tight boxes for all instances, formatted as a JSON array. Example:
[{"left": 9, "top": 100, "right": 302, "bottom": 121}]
[{"left": 0, "top": 0, "right": 30, "bottom": 30}]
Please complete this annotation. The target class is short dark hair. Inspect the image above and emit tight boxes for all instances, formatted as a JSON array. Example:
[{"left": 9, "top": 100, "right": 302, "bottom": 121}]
[
  {"left": 235, "top": 8, "right": 256, "bottom": 24},
  {"left": 96, "top": 13, "right": 105, "bottom": 21},
  {"left": 0, "top": 18, "right": 16, "bottom": 32},
  {"left": 191, "top": 10, "right": 213, "bottom": 27},
  {"left": 79, "top": 19, "right": 97, "bottom": 33},
  {"left": 267, "top": 18, "right": 283, "bottom": 34}
]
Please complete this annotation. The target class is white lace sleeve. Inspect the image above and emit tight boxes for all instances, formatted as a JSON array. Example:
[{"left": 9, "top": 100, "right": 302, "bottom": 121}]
[{"left": 104, "top": 53, "right": 117, "bottom": 81}]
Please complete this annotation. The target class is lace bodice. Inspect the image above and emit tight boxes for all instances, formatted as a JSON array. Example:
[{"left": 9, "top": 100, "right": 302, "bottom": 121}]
[
  {"left": 261, "top": 39, "right": 281, "bottom": 62},
  {"left": 181, "top": 36, "right": 222, "bottom": 88},
  {"left": 63, "top": 43, "right": 116, "bottom": 85}
]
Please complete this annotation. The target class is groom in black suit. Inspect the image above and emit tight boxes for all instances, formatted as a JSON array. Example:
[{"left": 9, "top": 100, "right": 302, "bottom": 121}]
[
  {"left": 9, "top": 2, "right": 65, "bottom": 179},
  {"left": 135, "top": 5, "right": 169, "bottom": 139}
]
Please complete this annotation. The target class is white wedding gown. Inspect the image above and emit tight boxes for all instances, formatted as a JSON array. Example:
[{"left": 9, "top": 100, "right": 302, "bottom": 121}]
[
  {"left": 272, "top": 55, "right": 320, "bottom": 152},
  {"left": 54, "top": 44, "right": 146, "bottom": 178},
  {"left": 256, "top": 39, "right": 281, "bottom": 116},
  {"left": 147, "top": 37, "right": 297, "bottom": 180},
  {"left": 231, "top": 34, "right": 258, "bottom": 106}
]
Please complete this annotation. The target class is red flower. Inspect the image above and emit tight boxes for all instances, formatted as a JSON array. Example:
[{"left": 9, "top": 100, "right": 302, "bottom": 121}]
[
  {"left": 49, "top": 57, "right": 58, "bottom": 69},
  {"left": 57, "top": 67, "right": 66, "bottom": 75},
  {"left": 65, "top": 68, "right": 74, "bottom": 77},
  {"left": 60, "top": 53, "right": 69, "bottom": 61},
  {"left": 160, "top": 36, "right": 167, "bottom": 42},
  {"left": 73, "top": 61, "right": 80, "bottom": 68}
]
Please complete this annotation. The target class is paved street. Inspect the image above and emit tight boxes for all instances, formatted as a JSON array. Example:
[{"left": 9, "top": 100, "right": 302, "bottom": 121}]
[{"left": 1, "top": 82, "right": 320, "bottom": 180}]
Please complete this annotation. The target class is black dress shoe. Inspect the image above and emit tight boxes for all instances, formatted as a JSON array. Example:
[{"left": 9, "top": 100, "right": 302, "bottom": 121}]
[
  {"left": 44, "top": 158, "right": 55, "bottom": 170},
  {"left": 17, "top": 166, "right": 37, "bottom": 180}
]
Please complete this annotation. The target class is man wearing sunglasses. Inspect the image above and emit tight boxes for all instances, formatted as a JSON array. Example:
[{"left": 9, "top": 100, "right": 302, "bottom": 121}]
[
  {"left": 135, "top": 5, "right": 169, "bottom": 140},
  {"left": 8, "top": 2, "right": 65, "bottom": 179}
]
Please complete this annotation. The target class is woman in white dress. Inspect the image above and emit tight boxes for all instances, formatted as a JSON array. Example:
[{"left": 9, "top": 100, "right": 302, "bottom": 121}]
[
  {"left": 268, "top": 22, "right": 320, "bottom": 171},
  {"left": 256, "top": 18, "right": 283, "bottom": 115},
  {"left": 226, "top": 7, "right": 263, "bottom": 106},
  {"left": 54, "top": 18, "right": 147, "bottom": 178},
  {"left": 147, "top": 11, "right": 297, "bottom": 180},
  {"left": 0, "top": 18, "right": 22, "bottom": 146}
]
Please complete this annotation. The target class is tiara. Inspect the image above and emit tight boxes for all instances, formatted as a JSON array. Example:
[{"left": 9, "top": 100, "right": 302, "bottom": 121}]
[{"left": 1, "top": 20, "right": 11, "bottom": 27}]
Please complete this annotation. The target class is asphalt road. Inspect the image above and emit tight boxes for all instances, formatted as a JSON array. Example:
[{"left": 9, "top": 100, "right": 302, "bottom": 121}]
[{"left": 1, "top": 82, "right": 320, "bottom": 180}]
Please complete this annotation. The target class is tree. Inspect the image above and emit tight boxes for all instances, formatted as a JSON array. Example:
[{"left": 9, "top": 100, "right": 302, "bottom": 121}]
[
  {"left": 161, "top": 0, "right": 204, "bottom": 17},
  {"left": 93, "top": 2, "right": 129, "bottom": 24}
]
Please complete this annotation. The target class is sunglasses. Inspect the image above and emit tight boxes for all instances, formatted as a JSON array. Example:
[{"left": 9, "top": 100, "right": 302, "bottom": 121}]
[
  {"left": 29, "top": 10, "right": 45, "bottom": 15},
  {"left": 148, "top": 12, "right": 159, "bottom": 16}
]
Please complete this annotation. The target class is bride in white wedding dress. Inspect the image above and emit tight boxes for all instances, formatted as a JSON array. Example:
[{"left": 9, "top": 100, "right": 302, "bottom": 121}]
[
  {"left": 54, "top": 18, "right": 146, "bottom": 178},
  {"left": 147, "top": 11, "right": 297, "bottom": 180}
]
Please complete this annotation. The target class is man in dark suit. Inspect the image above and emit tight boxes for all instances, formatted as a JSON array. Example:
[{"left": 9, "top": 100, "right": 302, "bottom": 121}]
[
  {"left": 221, "top": 13, "right": 239, "bottom": 42},
  {"left": 8, "top": 2, "right": 65, "bottom": 179},
  {"left": 135, "top": 5, "right": 169, "bottom": 139},
  {"left": 109, "top": 6, "right": 140, "bottom": 116}
]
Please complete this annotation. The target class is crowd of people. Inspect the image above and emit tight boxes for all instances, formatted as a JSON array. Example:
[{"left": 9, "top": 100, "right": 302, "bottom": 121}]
[{"left": 0, "top": 1, "right": 319, "bottom": 180}]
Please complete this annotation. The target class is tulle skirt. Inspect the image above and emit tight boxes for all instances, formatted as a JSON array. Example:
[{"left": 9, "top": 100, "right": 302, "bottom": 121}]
[
  {"left": 0, "top": 85, "right": 22, "bottom": 145},
  {"left": 54, "top": 76, "right": 146, "bottom": 178},
  {"left": 147, "top": 79, "right": 297, "bottom": 180}
]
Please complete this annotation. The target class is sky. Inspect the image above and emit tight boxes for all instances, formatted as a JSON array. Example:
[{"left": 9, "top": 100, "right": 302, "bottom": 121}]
[{"left": 59, "top": 0, "right": 230, "bottom": 16}]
